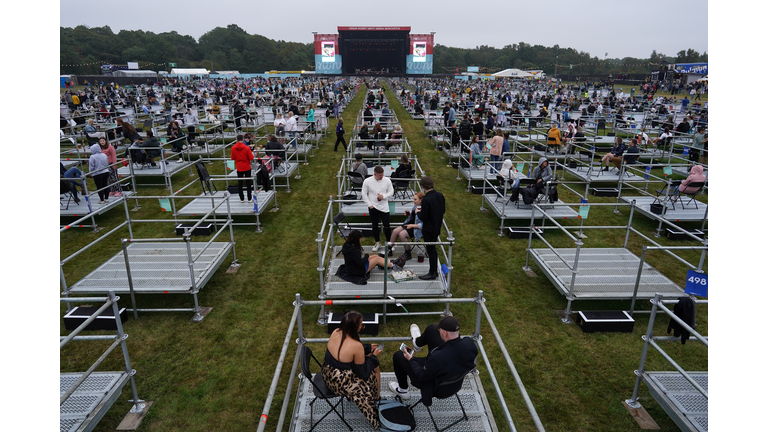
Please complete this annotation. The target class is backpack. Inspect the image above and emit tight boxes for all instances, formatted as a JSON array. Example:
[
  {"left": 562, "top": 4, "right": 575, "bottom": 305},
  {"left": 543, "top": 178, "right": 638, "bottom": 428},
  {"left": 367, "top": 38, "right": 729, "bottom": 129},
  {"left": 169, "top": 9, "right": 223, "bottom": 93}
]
[{"left": 378, "top": 399, "right": 416, "bottom": 431}]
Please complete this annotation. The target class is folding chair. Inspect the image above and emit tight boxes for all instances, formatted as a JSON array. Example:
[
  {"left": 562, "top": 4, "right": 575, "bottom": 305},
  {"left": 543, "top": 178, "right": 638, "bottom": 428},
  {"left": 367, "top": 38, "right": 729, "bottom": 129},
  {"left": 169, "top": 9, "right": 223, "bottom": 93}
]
[
  {"left": 129, "top": 147, "right": 150, "bottom": 170},
  {"left": 494, "top": 175, "right": 515, "bottom": 206},
  {"left": 333, "top": 212, "right": 353, "bottom": 244},
  {"left": 195, "top": 160, "right": 217, "bottom": 195},
  {"left": 654, "top": 180, "right": 682, "bottom": 210},
  {"left": 60, "top": 181, "right": 75, "bottom": 210},
  {"left": 346, "top": 172, "right": 364, "bottom": 199},
  {"left": 406, "top": 368, "right": 475, "bottom": 432},
  {"left": 300, "top": 345, "right": 353, "bottom": 432},
  {"left": 515, "top": 178, "right": 538, "bottom": 208},
  {"left": 393, "top": 169, "right": 414, "bottom": 199},
  {"left": 679, "top": 181, "right": 706, "bottom": 210}
]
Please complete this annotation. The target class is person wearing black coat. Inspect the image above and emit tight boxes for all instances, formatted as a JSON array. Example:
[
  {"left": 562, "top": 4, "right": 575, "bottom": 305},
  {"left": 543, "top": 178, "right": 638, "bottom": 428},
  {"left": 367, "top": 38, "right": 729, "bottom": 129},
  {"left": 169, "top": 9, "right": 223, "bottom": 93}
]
[{"left": 417, "top": 176, "right": 445, "bottom": 280}]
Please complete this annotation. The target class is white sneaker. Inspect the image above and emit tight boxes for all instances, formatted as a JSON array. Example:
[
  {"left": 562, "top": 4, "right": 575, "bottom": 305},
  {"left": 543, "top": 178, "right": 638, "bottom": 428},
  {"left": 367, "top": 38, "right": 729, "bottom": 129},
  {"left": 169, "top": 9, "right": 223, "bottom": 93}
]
[
  {"left": 410, "top": 324, "right": 422, "bottom": 352},
  {"left": 178, "top": 158, "right": 184, "bottom": 163},
  {"left": 240, "top": 199, "right": 245, "bottom": 203},
  {"left": 388, "top": 381, "right": 410, "bottom": 400},
  {"left": 372, "top": 242, "right": 381, "bottom": 252}
]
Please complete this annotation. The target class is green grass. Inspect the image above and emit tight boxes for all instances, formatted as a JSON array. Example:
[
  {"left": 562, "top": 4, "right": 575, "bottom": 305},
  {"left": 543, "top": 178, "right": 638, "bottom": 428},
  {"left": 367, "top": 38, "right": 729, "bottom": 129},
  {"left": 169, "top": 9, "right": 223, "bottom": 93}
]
[{"left": 60, "top": 81, "right": 707, "bottom": 432}]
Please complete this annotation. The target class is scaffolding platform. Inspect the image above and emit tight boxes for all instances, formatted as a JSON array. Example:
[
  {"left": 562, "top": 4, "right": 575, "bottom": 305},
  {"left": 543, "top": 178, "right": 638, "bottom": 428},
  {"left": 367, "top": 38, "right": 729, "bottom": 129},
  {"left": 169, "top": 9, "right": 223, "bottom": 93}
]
[
  {"left": 324, "top": 246, "right": 446, "bottom": 298},
  {"left": 642, "top": 371, "right": 708, "bottom": 432},
  {"left": 528, "top": 247, "right": 684, "bottom": 300},
  {"left": 116, "top": 160, "right": 193, "bottom": 178},
  {"left": 619, "top": 196, "right": 707, "bottom": 222},
  {"left": 562, "top": 165, "right": 653, "bottom": 183},
  {"left": 176, "top": 190, "right": 276, "bottom": 217},
  {"left": 481, "top": 194, "right": 579, "bottom": 220},
  {"left": 60, "top": 371, "right": 131, "bottom": 432},
  {"left": 60, "top": 192, "right": 136, "bottom": 217},
  {"left": 339, "top": 201, "right": 413, "bottom": 217},
  {"left": 67, "top": 241, "right": 233, "bottom": 295},
  {"left": 289, "top": 371, "right": 496, "bottom": 432}
]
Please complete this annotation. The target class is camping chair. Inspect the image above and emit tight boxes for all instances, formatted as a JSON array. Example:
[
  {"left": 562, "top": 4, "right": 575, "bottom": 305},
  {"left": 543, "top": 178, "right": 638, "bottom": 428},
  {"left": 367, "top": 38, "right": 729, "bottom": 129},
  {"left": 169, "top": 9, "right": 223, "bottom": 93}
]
[
  {"left": 129, "top": 147, "right": 150, "bottom": 170},
  {"left": 300, "top": 345, "right": 353, "bottom": 432},
  {"left": 406, "top": 368, "right": 476, "bottom": 432},
  {"left": 195, "top": 160, "right": 217, "bottom": 195},
  {"left": 619, "top": 154, "right": 640, "bottom": 178},
  {"left": 679, "top": 181, "right": 706, "bottom": 210},
  {"left": 393, "top": 169, "right": 415, "bottom": 199}
]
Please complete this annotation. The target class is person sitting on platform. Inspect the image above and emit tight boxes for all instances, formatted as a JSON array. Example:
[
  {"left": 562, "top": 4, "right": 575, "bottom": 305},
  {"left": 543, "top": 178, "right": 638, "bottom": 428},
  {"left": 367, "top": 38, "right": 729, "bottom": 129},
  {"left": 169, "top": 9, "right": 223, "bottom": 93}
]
[
  {"left": 389, "top": 316, "right": 478, "bottom": 401},
  {"left": 60, "top": 162, "right": 83, "bottom": 204},
  {"left": 390, "top": 124, "right": 403, "bottom": 146},
  {"left": 137, "top": 130, "right": 164, "bottom": 167},
  {"left": 264, "top": 134, "right": 286, "bottom": 161},
  {"left": 672, "top": 165, "right": 706, "bottom": 199},
  {"left": 359, "top": 123, "right": 371, "bottom": 149},
  {"left": 531, "top": 157, "right": 552, "bottom": 194},
  {"left": 547, "top": 123, "right": 562, "bottom": 153},
  {"left": 618, "top": 138, "right": 641, "bottom": 169},
  {"left": 389, "top": 192, "right": 424, "bottom": 261},
  {"left": 600, "top": 136, "right": 626, "bottom": 172},
  {"left": 469, "top": 136, "right": 485, "bottom": 167},
  {"left": 341, "top": 230, "right": 407, "bottom": 279},
  {"left": 351, "top": 153, "right": 368, "bottom": 185},
  {"left": 321, "top": 310, "right": 384, "bottom": 430}
]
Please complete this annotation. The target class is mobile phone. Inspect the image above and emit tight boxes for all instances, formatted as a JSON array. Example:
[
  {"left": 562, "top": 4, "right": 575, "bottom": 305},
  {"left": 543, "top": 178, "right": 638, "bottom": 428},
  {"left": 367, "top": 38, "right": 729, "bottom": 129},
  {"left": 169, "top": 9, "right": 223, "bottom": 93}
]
[
  {"left": 399, "top": 343, "right": 413, "bottom": 354},
  {"left": 375, "top": 344, "right": 384, "bottom": 353}
]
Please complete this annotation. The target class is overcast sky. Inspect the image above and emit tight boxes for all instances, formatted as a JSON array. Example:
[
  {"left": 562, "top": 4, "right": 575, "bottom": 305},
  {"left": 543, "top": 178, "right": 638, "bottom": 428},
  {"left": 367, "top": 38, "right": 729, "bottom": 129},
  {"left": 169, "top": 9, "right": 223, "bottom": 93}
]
[{"left": 60, "top": 0, "right": 709, "bottom": 60}]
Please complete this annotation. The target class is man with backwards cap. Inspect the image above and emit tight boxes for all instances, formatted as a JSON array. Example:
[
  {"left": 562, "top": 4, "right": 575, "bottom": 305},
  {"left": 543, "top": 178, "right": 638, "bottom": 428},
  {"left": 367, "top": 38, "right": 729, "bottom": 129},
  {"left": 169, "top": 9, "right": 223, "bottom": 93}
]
[{"left": 389, "top": 316, "right": 478, "bottom": 402}]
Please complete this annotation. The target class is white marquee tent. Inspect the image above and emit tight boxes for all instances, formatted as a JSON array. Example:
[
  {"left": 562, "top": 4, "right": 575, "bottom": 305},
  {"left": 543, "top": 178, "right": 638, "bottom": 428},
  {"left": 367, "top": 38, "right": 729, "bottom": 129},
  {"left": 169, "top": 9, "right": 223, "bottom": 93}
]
[{"left": 492, "top": 68, "right": 534, "bottom": 78}]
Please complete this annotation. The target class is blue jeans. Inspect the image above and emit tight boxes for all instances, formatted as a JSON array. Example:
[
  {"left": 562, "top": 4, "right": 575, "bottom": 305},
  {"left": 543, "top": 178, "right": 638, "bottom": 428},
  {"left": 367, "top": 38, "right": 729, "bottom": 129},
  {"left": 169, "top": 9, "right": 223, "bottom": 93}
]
[
  {"left": 287, "top": 131, "right": 296, "bottom": 148},
  {"left": 64, "top": 167, "right": 83, "bottom": 199},
  {"left": 490, "top": 154, "right": 500, "bottom": 170}
]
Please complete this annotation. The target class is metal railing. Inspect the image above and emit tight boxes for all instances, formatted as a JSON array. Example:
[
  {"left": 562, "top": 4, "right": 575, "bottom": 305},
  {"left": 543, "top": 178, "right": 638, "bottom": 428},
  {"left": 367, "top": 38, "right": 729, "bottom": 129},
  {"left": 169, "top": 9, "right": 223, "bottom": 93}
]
[{"left": 256, "top": 291, "right": 545, "bottom": 432}]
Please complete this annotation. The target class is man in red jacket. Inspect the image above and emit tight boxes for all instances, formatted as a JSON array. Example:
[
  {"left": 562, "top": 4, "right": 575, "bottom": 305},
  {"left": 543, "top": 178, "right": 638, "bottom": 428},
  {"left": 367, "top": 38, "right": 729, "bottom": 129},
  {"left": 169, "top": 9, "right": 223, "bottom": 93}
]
[{"left": 231, "top": 134, "right": 254, "bottom": 202}]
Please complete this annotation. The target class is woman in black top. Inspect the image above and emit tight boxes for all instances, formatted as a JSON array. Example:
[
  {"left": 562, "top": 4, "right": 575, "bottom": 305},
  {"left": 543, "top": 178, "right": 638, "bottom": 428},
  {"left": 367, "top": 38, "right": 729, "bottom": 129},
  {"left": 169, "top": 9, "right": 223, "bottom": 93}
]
[{"left": 342, "top": 230, "right": 406, "bottom": 277}]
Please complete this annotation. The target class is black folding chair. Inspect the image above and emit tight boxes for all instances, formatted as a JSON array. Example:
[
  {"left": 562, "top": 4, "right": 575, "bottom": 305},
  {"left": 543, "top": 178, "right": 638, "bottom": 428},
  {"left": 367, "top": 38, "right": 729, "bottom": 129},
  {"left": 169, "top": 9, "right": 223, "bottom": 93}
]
[
  {"left": 195, "top": 160, "right": 217, "bottom": 195},
  {"left": 300, "top": 345, "right": 353, "bottom": 432},
  {"left": 406, "top": 368, "right": 475, "bottom": 432},
  {"left": 393, "top": 169, "right": 414, "bottom": 199},
  {"left": 346, "top": 171, "right": 364, "bottom": 199},
  {"left": 679, "top": 181, "right": 706, "bottom": 210}
]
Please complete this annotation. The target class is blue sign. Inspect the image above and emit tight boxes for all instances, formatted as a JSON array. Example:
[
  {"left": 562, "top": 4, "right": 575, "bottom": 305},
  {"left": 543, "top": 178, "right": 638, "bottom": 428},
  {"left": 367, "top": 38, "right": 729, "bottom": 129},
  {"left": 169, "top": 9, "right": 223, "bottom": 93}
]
[
  {"left": 673, "top": 63, "right": 708, "bottom": 75},
  {"left": 684, "top": 269, "right": 708, "bottom": 297},
  {"left": 683, "top": 147, "right": 690, "bottom": 155},
  {"left": 314, "top": 54, "right": 342, "bottom": 74},
  {"left": 467, "top": 66, "right": 479, "bottom": 72},
  {"left": 406, "top": 55, "right": 433, "bottom": 74},
  {"left": 645, "top": 166, "right": 651, "bottom": 180}
]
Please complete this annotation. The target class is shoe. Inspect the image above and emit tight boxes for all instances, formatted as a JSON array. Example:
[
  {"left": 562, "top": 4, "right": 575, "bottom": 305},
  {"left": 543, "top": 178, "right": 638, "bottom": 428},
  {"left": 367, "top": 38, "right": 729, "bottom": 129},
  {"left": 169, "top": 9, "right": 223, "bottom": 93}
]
[
  {"left": 389, "top": 381, "right": 410, "bottom": 400},
  {"left": 248, "top": 199, "right": 253, "bottom": 203},
  {"left": 73, "top": 197, "right": 81, "bottom": 204},
  {"left": 178, "top": 158, "right": 184, "bottom": 163},
  {"left": 410, "top": 325, "right": 423, "bottom": 352},
  {"left": 419, "top": 273, "right": 438, "bottom": 280},
  {"left": 393, "top": 255, "right": 407, "bottom": 269},
  {"left": 240, "top": 199, "right": 245, "bottom": 203},
  {"left": 388, "top": 250, "right": 393, "bottom": 257},
  {"left": 98, "top": 200, "right": 105, "bottom": 204},
  {"left": 602, "top": 166, "right": 609, "bottom": 172},
  {"left": 150, "top": 163, "right": 157, "bottom": 167},
  {"left": 403, "top": 251, "right": 412, "bottom": 261},
  {"left": 372, "top": 242, "right": 381, "bottom": 252}
]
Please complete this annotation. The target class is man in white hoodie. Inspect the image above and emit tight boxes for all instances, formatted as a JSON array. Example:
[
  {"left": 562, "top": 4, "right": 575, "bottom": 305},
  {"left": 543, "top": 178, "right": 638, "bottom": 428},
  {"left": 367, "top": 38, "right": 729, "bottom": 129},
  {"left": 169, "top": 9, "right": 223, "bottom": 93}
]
[{"left": 362, "top": 166, "right": 394, "bottom": 252}]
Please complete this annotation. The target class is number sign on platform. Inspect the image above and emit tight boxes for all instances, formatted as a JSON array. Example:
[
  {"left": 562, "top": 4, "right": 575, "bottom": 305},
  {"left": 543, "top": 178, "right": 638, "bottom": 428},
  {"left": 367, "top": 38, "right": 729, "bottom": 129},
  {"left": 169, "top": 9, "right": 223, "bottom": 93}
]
[{"left": 685, "top": 269, "right": 708, "bottom": 297}]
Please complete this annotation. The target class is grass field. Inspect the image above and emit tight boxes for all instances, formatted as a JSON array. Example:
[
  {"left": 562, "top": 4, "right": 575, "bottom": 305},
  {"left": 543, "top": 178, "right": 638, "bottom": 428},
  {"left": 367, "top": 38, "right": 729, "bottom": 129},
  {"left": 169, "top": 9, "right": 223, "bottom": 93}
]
[{"left": 60, "top": 80, "right": 707, "bottom": 432}]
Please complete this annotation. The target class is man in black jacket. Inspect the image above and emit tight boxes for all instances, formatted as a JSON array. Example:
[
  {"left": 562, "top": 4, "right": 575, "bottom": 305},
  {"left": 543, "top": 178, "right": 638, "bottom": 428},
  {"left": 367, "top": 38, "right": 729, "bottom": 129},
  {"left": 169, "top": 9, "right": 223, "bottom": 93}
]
[
  {"left": 417, "top": 176, "right": 445, "bottom": 280},
  {"left": 389, "top": 316, "right": 477, "bottom": 405}
]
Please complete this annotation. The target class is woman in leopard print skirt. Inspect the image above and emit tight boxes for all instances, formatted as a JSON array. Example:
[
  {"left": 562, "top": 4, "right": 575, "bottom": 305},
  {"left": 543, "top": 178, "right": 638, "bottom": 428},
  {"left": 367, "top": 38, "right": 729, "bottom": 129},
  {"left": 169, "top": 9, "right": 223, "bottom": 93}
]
[{"left": 321, "top": 310, "right": 382, "bottom": 429}]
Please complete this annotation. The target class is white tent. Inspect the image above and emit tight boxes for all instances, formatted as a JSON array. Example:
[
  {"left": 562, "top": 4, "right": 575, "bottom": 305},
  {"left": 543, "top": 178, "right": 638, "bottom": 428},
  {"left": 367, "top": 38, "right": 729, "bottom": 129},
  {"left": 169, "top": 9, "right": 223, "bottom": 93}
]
[
  {"left": 170, "top": 68, "right": 209, "bottom": 76},
  {"left": 492, "top": 68, "right": 534, "bottom": 78},
  {"left": 112, "top": 70, "right": 158, "bottom": 78}
]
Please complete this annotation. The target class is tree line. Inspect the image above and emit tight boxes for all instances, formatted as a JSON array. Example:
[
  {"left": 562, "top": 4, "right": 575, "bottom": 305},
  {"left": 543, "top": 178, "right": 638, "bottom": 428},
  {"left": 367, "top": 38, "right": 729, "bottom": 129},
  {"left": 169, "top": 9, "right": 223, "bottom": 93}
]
[{"left": 61, "top": 24, "right": 706, "bottom": 77}]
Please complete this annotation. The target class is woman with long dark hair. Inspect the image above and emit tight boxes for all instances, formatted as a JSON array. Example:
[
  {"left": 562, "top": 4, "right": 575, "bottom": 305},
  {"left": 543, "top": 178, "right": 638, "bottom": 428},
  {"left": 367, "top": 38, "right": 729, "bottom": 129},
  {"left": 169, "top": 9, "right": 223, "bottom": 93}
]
[
  {"left": 342, "top": 230, "right": 406, "bottom": 277},
  {"left": 322, "top": 310, "right": 382, "bottom": 429}
]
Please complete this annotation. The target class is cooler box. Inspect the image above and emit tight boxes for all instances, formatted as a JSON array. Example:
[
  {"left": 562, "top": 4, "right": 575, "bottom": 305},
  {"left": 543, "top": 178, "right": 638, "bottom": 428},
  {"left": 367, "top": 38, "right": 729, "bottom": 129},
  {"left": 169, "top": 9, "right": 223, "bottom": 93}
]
[
  {"left": 63, "top": 306, "right": 128, "bottom": 331},
  {"left": 327, "top": 312, "right": 380, "bottom": 336}
]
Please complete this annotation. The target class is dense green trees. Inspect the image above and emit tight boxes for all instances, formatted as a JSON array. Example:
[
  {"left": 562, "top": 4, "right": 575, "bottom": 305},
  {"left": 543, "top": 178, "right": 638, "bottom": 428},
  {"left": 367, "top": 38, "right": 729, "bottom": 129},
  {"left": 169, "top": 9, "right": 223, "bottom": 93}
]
[
  {"left": 60, "top": 25, "right": 706, "bottom": 77},
  {"left": 60, "top": 25, "right": 313, "bottom": 75}
]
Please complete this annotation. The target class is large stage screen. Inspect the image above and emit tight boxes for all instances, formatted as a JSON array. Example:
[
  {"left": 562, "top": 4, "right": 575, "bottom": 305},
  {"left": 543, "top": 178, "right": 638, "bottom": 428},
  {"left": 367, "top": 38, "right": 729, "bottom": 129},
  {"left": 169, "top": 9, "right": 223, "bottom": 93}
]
[{"left": 337, "top": 26, "right": 410, "bottom": 75}]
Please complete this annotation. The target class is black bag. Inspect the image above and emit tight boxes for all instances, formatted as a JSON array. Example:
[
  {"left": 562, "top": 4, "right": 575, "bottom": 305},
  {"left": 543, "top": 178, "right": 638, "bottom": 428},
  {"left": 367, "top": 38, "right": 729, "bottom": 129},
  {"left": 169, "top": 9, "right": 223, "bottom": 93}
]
[
  {"left": 378, "top": 399, "right": 416, "bottom": 431},
  {"left": 522, "top": 186, "right": 538, "bottom": 205},
  {"left": 548, "top": 185, "right": 559, "bottom": 203}
]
